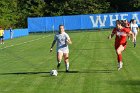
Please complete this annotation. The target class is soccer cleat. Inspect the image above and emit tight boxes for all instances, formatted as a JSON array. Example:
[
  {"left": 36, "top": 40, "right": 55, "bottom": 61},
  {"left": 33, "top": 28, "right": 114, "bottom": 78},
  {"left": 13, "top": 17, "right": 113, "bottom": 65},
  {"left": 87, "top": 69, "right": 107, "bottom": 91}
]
[
  {"left": 118, "top": 67, "right": 121, "bottom": 71},
  {"left": 66, "top": 69, "right": 69, "bottom": 73},
  {"left": 120, "top": 62, "right": 123, "bottom": 68},
  {"left": 57, "top": 62, "right": 61, "bottom": 69},
  {"left": 118, "top": 62, "right": 123, "bottom": 71},
  {"left": 134, "top": 43, "right": 136, "bottom": 47}
]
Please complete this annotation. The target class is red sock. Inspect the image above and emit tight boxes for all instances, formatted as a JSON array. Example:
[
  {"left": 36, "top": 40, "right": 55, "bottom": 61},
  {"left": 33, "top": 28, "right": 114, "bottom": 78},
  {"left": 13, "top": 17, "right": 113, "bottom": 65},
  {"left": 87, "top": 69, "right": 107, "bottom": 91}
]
[{"left": 117, "top": 54, "right": 122, "bottom": 62}]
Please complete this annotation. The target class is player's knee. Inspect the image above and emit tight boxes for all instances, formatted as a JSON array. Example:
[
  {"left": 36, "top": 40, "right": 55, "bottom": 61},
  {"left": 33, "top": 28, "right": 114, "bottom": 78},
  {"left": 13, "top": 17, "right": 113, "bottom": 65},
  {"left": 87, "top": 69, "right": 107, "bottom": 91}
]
[
  {"left": 116, "top": 49, "right": 121, "bottom": 54},
  {"left": 64, "top": 57, "right": 69, "bottom": 60},
  {"left": 57, "top": 58, "right": 62, "bottom": 62}
]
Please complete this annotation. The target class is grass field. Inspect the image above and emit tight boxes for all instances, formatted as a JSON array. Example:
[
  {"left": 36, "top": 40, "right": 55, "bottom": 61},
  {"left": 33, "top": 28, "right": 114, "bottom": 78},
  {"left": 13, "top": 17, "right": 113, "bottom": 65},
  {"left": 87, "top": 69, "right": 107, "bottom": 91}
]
[{"left": 0, "top": 30, "right": 140, "bottom": 93}]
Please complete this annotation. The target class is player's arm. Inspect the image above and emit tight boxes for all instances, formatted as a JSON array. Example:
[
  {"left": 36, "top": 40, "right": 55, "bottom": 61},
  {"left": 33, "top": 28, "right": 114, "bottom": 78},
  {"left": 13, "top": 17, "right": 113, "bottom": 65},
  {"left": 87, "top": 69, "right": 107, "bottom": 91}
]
[
  {"left": 108, "top": 28, "right": 115, "bottom": 39},
  {"left": 67, "top": 38, "right": 72, "bottom": 44},
  {"left": 3, "top": 30, "right": 4, "bottom": 35},
  {"left": 50, "top": 40, "right": 56, "bottom": 52},
  {"left": 108, "top": 33, "right": 115, "bottom": 39},
  {"left": 137, "top": 27, "right": 139, "bottom": 32},
  {"left": 66, "top": 34, "right": 72, "bottom": 44}
]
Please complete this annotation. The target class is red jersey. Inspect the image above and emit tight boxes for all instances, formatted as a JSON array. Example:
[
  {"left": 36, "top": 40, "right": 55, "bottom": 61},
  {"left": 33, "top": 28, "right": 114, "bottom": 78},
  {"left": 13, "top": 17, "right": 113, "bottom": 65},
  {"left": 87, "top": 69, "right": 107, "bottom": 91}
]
[{"left": 112, "top": 27, "right": 130, "bottom": 49}]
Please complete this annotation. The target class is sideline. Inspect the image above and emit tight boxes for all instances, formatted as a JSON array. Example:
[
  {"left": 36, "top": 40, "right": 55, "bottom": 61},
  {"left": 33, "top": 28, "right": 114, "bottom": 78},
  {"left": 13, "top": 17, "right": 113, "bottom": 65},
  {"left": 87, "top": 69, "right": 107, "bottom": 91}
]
[{"left": 0, "top": 35, "right": 52, "bottom": 50}]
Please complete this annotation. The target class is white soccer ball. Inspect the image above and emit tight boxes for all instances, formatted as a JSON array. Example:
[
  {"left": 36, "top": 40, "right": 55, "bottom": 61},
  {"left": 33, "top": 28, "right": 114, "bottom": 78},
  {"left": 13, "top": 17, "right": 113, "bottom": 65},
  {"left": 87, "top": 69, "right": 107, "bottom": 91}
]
[{"left": 50, "top": 70, "right": 58, "bottom": 76}]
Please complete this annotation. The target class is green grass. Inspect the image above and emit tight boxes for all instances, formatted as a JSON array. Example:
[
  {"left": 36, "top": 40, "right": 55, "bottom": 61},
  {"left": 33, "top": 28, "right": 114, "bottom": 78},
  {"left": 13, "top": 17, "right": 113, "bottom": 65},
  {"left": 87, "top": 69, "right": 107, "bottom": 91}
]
[{"left": 0, "top": 30, "right": 140, "bottom": 93}]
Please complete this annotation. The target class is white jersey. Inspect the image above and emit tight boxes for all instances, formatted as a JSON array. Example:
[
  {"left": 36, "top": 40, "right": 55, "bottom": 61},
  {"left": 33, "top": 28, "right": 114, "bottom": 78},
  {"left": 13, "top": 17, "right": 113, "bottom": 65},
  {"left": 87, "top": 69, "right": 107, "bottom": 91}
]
[
  {"left": 131, "top": 23, "right": 138, "bottom": 33},
  {"left": 54, "top": 32, "right": 70, "bottom": 53}
]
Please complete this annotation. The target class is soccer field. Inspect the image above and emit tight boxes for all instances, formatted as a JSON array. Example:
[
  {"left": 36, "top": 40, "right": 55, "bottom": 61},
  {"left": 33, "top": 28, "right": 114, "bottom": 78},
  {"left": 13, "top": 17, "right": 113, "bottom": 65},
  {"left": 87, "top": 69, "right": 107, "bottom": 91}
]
[{"left": 0, "top": 31, "right": 140, "bottom": 93}]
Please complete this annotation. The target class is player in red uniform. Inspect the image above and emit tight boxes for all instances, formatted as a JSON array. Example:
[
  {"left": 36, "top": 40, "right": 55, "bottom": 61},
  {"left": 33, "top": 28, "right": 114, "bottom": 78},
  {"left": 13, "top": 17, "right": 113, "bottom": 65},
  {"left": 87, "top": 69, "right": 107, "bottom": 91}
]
[
  {"left": 108, "top": 20, "right": 134, "bottom": 70},
  {"left": 124, "top": 20, "right": 131, "bottom": 40},
  {"left": 124, "top": 20, "right": 130, "bottom": 28}
]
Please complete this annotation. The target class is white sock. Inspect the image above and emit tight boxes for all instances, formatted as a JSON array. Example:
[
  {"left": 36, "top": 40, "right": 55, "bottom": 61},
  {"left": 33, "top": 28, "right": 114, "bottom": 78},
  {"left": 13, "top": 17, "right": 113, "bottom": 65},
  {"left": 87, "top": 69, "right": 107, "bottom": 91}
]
[
  {"left": 120, "top": 62, "right": 123, "bottom": 68},
  {"left": 66, "top": 62, "right": 69, "bottom": 70},
  {"left": 118, "top": 62, "right": 123, "bottom": 68}
]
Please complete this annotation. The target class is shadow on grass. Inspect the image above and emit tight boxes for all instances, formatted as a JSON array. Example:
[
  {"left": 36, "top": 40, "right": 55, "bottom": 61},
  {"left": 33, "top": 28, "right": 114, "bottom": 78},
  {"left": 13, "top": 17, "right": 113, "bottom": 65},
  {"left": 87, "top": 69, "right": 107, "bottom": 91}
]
[
  {"left": 0, "top": 72, "right": 50, "bottom": 75},
  {"left": 72, "top": 47, "right": 112, "bottom": 50},
  {"left": 0, "top": 69, "right": 115, "bottom": 76},
  {"left": 79, "top": 69, "right": 115, "bottom": 73}
]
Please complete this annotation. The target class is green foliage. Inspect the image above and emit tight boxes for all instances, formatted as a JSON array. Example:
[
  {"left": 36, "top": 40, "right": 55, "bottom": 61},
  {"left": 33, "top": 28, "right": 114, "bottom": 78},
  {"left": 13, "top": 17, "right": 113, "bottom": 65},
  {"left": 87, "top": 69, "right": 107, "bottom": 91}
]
[
  {"left": 17, "top": 0, "right": 45, "bottom": 28},
  {"left": 132, "top": 0, "right": 140, "bottom": 11},
  {"left": 0, "top": 0, "right": 139, "bottom": 28},
  {"left": 108, "top": 0, "right": 140, "bottom": 12},
  {"left": 44, "top": 0, "right": 110, "bottom": 15},
  {"left": 0, "top": 0, "right": 17, "bottom": 28}
]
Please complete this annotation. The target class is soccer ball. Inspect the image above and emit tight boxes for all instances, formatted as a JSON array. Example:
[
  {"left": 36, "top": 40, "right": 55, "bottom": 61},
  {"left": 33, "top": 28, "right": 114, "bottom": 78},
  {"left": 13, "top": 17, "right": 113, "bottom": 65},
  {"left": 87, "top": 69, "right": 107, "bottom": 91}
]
[{"left": 50, "top": 70, "right": 58, "bottom": 76}]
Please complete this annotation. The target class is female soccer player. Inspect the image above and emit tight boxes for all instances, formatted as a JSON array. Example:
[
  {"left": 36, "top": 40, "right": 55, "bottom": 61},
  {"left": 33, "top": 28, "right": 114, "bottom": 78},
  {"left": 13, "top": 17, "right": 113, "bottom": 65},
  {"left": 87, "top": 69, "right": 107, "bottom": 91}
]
[
  {"left": 50, "top": 25, "right": 72, "bottom": 72},
  {"left": 124, "top": 20, "right": 130, "bottom": 28},
  {"left": 108, "top": 20, "right": 134, "bottom": 70},
  {"left": 0, "top": 27, "right": 4, "bottom": 44},
  {"left": 130, "top": 19, "right": 139, "bottom": 47},
  {"left": 9, "top": 27, "right": 13, "bottom": 39},
  {"left": 124, "top": 20, "right": 131, "bottom": 40}
]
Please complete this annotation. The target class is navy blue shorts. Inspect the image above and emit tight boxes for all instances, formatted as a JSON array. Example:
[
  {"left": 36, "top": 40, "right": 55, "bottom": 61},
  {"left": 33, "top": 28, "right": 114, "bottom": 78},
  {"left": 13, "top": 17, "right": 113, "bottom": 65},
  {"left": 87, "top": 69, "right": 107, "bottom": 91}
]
[{"left": 0, "top": 36, "right": 4, "bottom": 38}]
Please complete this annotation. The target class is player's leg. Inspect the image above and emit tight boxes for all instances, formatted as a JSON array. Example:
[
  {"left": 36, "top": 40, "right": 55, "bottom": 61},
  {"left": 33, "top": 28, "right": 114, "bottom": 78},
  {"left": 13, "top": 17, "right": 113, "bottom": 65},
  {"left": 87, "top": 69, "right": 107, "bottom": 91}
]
[
  {"left": 11, "top": 32, "right": 13, "bottom": 39},
  {"left": 128, "top": 34, "right": 130, "bottom": 40},
  {"left": 134, "top": 32, "right": 137, "bottom": 47},
  {"left": 0, "top": 37, "right": 2, "bottom": 44},
  {"left": 10, "top": 33, "right": 12, "bottom": 39},
  {"left": 116, "top": 45, "right": 125, "bottom": 70},
  {"left": 57, "top": 51, "right": 63, "bottom": 69},
  {"left": 63, "top": 53, "right": 69, "bottom": 72},
  {"left": 2, "top": 36, "right": 4, "bottom": 44}
]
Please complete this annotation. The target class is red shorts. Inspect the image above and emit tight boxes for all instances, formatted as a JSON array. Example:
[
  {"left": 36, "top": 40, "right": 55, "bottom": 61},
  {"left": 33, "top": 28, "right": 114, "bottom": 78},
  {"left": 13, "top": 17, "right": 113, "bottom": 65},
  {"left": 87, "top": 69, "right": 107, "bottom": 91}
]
[{"left": 115, "top": 42, "right": 127, "bottom": 50}]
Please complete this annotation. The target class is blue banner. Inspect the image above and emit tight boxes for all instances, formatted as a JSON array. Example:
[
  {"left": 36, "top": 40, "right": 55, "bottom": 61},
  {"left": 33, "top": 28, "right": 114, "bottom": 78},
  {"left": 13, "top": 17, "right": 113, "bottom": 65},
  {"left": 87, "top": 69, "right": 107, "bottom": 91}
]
[
  {"left": 4, "top": 28, "right": 29, "bottom": 40},
  {"left": 28, "top": 12, "right": 140, "bottom": 32}
]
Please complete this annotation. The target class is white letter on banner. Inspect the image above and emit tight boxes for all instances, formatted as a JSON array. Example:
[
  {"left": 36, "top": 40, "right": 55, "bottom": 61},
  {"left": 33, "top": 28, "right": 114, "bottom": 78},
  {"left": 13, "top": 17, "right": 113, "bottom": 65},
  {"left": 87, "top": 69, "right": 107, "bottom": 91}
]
[
  {"left": 132, "top": 13, "right": 140, "bottom": 24},
  {"left": 89, "top": 16, "right": 98, "bottom": 27},
  {"left": 109, "top": 15, "right": 119, "bottom": 26},
  {"left": 99, "top": 15, "right": 107, "bottom": 27},
  {"left": 89, "top": 15, "right": 107, "bottom": 28},
  {"left": 120, "top": 14, "right": 128, "bottom": 20}
]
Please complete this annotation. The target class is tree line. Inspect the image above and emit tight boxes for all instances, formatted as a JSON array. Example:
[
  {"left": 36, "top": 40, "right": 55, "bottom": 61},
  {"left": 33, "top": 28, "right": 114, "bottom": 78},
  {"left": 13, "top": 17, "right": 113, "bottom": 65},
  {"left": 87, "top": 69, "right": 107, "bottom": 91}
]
[{"left": 0, "top": 0, "right": 140, "bottom": 29}]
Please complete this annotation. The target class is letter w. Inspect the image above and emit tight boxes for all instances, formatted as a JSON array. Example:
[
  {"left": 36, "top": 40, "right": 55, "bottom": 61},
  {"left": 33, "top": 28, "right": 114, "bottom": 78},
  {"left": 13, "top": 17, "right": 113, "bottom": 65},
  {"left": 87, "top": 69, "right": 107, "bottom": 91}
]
[{"left": 90, "top": 15, "right": 107, "bottom": 28}]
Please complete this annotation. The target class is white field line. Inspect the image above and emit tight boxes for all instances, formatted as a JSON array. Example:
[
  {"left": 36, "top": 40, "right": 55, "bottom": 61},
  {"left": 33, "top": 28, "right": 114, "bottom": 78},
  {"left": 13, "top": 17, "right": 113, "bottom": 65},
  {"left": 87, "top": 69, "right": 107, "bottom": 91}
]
[{"left": 0, "top": 35, "right": 52, "bottom": 50}]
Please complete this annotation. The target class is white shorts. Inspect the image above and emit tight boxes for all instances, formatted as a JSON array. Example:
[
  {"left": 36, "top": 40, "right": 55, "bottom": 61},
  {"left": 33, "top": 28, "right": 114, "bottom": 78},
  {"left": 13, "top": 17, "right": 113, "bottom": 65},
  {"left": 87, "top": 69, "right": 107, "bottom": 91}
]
[
  {"left": 132, "top": 31, "right": 138, "bottom": 35},
  {"left": 57, "top": 48, "right": 69, "bottom": 53}
]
